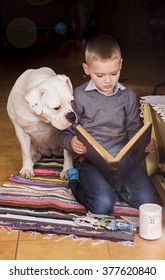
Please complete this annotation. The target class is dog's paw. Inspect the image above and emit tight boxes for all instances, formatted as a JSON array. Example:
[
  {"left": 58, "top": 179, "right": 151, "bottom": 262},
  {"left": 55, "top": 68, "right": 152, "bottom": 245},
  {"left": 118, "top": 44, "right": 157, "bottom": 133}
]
[
  {"left": 19, "top": 168, "right": 35, "bottom": 178},
  {"left": 60, "top": 169, "right": 67, "bottom": 180}
]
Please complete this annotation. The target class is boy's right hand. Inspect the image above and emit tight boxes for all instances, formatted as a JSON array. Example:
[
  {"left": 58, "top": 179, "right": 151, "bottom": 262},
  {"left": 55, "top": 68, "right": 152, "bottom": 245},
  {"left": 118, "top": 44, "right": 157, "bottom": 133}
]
[{"left": 71, "top": 136, "right": 87, "bottom": 154}]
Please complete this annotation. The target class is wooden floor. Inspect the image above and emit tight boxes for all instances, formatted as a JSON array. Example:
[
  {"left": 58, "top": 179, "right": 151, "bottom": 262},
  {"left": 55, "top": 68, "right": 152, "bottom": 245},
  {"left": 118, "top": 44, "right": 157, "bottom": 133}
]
[{"left": 0, "top": 43, "right": 165, "bottom": 260}]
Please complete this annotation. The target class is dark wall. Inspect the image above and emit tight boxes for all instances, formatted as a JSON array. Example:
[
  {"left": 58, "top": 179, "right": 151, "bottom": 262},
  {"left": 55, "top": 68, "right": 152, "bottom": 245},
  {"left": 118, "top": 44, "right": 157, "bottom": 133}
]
[
  {"left": 0, "top": 0, "right": 96, "bottom": 57},
  {"left": 0, "top": 0, "right": 164, "bottom": 59},
  {"left": 0, "top": 0, "right": 74, "bottom": 26}
]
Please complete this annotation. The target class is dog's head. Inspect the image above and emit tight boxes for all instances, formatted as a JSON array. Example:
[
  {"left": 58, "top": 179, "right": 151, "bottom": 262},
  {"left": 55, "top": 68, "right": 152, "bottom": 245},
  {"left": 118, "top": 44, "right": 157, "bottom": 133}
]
[{"left": 25, "top": 74, "right": 76, "bottom": 130}]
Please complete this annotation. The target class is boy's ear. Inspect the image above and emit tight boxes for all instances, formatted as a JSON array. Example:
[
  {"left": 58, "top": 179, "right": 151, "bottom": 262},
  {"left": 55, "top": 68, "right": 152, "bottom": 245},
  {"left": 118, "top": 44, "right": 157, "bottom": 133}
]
[{"left": 82, "top": 63, "right": 90, "bottom": 75}]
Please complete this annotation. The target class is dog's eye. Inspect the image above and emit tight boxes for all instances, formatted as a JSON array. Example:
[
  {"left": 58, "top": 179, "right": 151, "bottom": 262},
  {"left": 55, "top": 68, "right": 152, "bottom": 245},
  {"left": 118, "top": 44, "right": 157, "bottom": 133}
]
[{"left": 53, "top": 106, "right": 61, "bottom": 111}]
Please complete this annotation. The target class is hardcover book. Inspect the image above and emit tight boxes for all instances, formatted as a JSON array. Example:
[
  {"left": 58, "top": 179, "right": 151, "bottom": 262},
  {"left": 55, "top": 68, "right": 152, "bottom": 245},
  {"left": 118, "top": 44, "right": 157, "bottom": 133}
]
[{"left": 75, "top": 122, "right": 152, "bottom": 191}]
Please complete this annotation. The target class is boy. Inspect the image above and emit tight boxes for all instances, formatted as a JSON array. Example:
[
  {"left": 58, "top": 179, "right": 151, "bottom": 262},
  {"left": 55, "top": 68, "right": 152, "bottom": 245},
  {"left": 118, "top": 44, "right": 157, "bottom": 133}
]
[{"left": 57, "top": 34, "right": 158, "bottom": 214}]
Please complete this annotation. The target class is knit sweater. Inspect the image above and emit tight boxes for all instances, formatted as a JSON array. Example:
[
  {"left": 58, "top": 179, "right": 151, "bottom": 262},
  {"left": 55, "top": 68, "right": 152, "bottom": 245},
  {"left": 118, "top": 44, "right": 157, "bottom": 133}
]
[{"left": 57, "top": 81, "right": 141, "bottom": 157}]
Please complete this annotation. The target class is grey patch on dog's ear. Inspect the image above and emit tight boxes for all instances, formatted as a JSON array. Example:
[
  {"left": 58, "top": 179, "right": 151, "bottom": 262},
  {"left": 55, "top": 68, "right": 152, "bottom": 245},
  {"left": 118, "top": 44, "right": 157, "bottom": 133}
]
[
  {"left": 57, "top": 74, "right": 73, "bottom": 92},
  {"left": 25, "top": 88, "right": 43, "bottom": 115}
]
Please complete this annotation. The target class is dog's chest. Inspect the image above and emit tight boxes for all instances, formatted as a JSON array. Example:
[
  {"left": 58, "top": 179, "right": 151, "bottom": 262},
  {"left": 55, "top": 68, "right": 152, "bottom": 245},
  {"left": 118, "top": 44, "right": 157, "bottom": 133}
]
[
  {"left": 23, "top": 121, "right": 54, "bottom": 133},
  {"left": 25, "top": 121, "right": 61, "bottom": 156}
]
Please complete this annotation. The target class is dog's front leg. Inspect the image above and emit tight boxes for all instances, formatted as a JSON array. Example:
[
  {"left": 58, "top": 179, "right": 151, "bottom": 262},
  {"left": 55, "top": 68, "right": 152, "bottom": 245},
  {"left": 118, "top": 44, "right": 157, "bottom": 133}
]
[
  {"left": 14, "top": 125, "right": 34, "bottom": 178},
  {"left": 60, "top": 149, "right": 73, "bottom": 180}
]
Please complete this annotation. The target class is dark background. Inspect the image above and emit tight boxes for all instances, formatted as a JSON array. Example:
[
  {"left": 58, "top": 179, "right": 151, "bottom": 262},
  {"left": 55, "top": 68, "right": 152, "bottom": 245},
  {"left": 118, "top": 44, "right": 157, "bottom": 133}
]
[{"left": 0, "top": 0, "right": 165, "bottom": 58}]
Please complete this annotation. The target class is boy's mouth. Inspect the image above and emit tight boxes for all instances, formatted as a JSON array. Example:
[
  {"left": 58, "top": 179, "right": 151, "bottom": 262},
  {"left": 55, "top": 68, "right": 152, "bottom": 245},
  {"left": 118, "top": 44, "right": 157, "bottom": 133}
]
[{"left": 103, "top": 85, "right": 112, "bottom": 89}]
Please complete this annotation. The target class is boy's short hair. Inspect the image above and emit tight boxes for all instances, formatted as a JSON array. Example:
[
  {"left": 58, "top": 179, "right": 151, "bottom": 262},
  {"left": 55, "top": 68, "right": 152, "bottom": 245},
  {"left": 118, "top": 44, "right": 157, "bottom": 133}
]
[{"left": 85, "top": 34, "right": 121, "bottom": 64}]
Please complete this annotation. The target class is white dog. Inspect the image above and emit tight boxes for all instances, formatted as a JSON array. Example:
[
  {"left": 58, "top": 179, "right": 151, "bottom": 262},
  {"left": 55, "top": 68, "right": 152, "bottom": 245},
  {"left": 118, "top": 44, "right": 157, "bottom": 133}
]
[{"left": 7, "top": 67, "right": 76, "bottom": 178}]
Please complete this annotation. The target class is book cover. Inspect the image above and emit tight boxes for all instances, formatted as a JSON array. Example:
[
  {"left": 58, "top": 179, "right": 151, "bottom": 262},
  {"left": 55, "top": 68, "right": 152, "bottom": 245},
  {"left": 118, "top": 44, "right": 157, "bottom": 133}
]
[{"left": 75, "top": 122, "right": 152, "bottom": 191}]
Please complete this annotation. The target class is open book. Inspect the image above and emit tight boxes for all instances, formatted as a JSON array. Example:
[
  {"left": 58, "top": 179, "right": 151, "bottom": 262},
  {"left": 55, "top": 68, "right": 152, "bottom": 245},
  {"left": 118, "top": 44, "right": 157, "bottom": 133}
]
[{"left": 74, "top": 122, "right": 152, "bottom": 191}]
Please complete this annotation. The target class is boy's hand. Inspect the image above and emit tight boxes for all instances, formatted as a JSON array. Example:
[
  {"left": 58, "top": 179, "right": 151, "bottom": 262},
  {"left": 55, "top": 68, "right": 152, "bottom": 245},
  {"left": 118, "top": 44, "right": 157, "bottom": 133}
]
[
  {"left": 145, "top": 138, "right": 156, "bottom": 153},
  {"left": 71, "top": 136, "right": 87, "bottom": 154}
]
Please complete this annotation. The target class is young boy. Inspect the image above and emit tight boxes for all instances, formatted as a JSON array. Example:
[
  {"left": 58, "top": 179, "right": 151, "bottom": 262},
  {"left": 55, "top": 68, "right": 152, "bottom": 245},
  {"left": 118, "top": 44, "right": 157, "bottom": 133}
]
[{"left": 57, "top": 34, "right": 158, "bottom": 214}]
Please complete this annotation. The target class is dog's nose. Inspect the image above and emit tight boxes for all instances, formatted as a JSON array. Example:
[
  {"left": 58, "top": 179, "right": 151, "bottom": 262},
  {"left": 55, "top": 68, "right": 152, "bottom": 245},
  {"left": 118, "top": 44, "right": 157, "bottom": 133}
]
[{"left": 66, "top": 112, "right": 76, "bottom": 123}]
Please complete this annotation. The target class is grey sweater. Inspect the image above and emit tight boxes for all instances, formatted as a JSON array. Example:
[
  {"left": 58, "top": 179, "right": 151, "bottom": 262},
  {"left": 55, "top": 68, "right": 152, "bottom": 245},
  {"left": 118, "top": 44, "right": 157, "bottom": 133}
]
[{"left": 57, "top": 81, "right": 141, "bottom": 157}]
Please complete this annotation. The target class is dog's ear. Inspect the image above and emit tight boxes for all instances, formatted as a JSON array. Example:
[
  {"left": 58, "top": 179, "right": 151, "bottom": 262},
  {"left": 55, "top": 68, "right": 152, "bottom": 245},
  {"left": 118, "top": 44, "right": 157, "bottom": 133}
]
[
  {"left": 25, "top": 88, "right": 43, "bottom": 115},
  {"left": 57, "top": 74, "right": 73, "bottom": 92}
]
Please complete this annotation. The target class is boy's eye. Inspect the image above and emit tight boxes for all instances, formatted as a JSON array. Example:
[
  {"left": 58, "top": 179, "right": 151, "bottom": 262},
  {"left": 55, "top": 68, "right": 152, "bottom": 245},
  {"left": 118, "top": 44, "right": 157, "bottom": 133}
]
[
  {"left": 96, "top": 74, "right": 103, "bottom": 78},
  {"left": 112, "top": 72, "right": 117, "bottom": 76}
]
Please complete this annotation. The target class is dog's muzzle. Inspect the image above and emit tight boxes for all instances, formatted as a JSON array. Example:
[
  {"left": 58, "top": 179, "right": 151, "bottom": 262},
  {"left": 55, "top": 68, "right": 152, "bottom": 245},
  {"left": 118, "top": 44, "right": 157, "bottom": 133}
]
[{"left": 65, "top": 111, "right": 76, "bottom": 124}]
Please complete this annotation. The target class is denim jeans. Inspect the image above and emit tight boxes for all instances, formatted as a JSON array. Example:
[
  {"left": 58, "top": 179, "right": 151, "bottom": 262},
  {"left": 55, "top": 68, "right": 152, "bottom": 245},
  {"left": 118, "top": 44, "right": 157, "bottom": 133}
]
[{"left": 69, "top": 157, "right": 159, "bottom": 214}]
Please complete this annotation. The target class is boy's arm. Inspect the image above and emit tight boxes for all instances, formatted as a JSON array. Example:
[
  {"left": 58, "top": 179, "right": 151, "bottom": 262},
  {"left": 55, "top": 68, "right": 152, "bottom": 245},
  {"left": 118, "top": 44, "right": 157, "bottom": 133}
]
[
  {"left": 57, "top": 84, "right": 87, "bottom": 153},
  {"left": 125, "top": 90, "right": 141, "bottom": 140},
  {"left": 57, "top": 127, "right": 87, "bottom": 154},
  {"left": 57, "top": 127, "right": 75, "bottom": 152}
]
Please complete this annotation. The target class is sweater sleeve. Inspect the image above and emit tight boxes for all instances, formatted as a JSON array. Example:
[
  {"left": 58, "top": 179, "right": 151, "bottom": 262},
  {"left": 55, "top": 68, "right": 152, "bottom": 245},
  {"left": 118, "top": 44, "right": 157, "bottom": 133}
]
[
  {"left": 57, "top": 126, "right": 76, "bottom": 152},
  {"left": 125, "top": 89, "right": 141, "bottom": 140},
  {"left": 57, "top": 84, "right": 86, "bottom": 151}
]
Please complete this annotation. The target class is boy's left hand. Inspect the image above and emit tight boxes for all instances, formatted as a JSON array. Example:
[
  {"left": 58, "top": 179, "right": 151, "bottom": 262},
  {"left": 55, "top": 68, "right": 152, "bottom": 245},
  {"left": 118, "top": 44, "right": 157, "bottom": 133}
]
[{"left": 145, "top": 138, "right": 156, "bottom": 153}]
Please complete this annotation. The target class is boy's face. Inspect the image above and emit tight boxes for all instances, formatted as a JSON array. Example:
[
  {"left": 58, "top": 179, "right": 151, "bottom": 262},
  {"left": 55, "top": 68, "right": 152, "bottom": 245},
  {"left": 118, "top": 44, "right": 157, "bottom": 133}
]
[{"left": 82, "top": 57, "right": 123, "bottom": 95}]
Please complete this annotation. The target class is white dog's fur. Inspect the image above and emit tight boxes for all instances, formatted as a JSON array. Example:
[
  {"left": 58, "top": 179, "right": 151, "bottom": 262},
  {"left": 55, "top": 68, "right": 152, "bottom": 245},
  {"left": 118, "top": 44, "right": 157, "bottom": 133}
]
[{"left": 7, "top": 67, "right": 76, "bottom": 178}]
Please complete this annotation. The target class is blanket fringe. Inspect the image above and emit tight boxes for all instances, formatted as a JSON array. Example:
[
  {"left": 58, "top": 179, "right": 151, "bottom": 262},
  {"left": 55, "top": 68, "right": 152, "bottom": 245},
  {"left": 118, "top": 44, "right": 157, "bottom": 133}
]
[
  {"left": 118, "top": 241, "right": 137, "bottom": 246},
  {"left": 55, "top": 234, "right": 87, "bottom": 245},
  {"left": 91, "top": 239, "right": 107, "bottom": 246}
]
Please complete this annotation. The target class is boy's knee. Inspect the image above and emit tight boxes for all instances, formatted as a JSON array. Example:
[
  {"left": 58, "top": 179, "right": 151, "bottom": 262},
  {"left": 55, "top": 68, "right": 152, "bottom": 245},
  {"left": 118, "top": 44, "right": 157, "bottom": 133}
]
[
  {"left": 88, "top": 195, "right": 116, "bottom": 214},
  {"left": 137, "top": 191, "right": 159, "bottom": 207}
]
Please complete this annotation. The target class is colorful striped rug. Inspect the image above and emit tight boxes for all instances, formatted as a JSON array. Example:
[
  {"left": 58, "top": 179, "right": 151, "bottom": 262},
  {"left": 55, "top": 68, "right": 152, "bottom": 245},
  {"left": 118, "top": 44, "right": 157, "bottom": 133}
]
[{"left": 0, "top": 158, "right": 138, "bottom": 242}]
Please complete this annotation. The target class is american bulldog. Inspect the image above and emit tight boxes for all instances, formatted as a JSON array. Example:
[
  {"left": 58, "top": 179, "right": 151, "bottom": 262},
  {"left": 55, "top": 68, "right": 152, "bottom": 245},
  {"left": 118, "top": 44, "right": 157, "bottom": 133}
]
[{"left": 7, "top": 67, "right": 76, "bottom": 178}]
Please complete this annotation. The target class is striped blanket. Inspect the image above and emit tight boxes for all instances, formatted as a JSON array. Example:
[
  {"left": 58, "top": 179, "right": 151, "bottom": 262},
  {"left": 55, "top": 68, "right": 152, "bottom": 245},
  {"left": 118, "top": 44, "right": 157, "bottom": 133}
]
[{"left": 0, "top": 158, "right": 138, "bottom": 241}]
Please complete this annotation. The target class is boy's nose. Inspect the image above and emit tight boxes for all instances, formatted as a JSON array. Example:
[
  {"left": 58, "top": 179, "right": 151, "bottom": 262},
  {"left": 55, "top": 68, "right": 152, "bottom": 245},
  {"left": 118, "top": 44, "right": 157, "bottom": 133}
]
[{"left": 104, "top": 76, "right": 111, "bottom": 83}]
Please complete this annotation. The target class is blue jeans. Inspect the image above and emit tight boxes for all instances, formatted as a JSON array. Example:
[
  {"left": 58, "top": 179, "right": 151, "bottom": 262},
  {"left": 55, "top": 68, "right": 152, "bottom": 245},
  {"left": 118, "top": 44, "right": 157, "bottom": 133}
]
[{"left": 69, "top": 157, "right": 159, "bottom": 214}]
